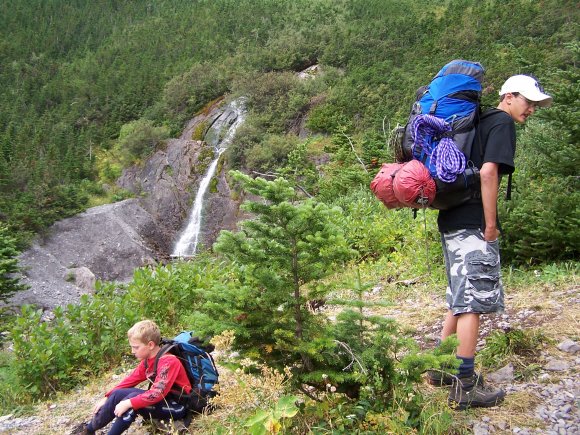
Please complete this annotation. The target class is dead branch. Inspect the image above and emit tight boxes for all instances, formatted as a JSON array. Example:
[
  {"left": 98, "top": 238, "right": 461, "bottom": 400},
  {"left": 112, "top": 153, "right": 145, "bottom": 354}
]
[
  {"left": 341, "top": 132, "right": 368, "bottom": 173},
  {"left": 393, "top": 276, "right": 423, "bottom": 286},
  {"left": 334, "top": 340, "right": 366, "bottom": 373}
]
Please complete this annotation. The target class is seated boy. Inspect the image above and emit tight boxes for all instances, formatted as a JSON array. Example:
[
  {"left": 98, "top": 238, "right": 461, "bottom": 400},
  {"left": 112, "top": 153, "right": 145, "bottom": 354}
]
[{"left": 72, "top": 320, "right": 192, "bottom": 435}]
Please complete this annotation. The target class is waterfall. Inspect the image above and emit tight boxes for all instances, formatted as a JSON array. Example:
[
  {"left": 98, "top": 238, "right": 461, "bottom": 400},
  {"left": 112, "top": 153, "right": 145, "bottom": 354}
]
[{"left": 172, "top": 99, "right": 246, "bottom": 257}]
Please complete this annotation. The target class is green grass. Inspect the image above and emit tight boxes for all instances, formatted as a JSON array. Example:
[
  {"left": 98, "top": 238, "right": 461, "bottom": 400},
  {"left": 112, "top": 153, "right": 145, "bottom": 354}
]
[
  {"left": 503, "top": 261, "right": 579, "bottom": 288},
  {"left": 477, "top": 328, "right": 549, "bottom": 375},
  {"left": 0, "top": 350, "right": 35, "bottom": 415}
]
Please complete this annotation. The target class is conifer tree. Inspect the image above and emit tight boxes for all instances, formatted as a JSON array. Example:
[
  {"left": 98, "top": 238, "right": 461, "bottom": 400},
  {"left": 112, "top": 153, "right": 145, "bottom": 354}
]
[
  {"left": 0, "top": 223, "right": 25, "bottom": 302},
  {"left": 500, "top": 58, "right": 579, "bottom": 261},
  {"left": 213, "top": 170, "right": 353, "bottom": 372}
]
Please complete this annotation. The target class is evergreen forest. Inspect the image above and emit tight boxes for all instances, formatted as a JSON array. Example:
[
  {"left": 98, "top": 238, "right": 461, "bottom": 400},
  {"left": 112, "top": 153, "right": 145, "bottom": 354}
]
[{"left": 0, "top": 0, "right": 578, "bottom": 433}]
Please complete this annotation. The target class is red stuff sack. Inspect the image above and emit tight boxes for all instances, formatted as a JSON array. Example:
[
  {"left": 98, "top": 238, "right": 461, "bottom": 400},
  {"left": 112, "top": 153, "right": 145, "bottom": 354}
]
[
  {"left": 370, "top": 163, "right": 405, "bottom": 209},
  {"left": 393, "top": 160, "right": 436, "bottom": 208}
]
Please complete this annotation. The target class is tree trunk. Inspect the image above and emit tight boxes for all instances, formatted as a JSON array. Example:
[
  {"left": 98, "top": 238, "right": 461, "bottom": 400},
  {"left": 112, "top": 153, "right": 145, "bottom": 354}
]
[{"left": 292, "top": 237, "right": 313, "bottom": 371}]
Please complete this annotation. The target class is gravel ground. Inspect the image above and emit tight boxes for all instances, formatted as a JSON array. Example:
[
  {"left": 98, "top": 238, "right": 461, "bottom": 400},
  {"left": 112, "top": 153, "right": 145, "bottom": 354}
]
[{"left": 418, "top": 285, "right": 580, "bottom": 435}]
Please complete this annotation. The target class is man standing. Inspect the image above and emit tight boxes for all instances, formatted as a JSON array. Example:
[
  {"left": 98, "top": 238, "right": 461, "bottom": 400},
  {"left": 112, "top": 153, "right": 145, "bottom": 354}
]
[{"left": 431, "top": 75, "right": 552, "bottom": 409}]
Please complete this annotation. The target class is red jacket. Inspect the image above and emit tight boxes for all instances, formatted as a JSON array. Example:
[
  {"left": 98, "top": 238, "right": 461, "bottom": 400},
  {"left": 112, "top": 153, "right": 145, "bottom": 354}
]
[{"left": 106, "top": 354, "right": 192, "bottom": 410}]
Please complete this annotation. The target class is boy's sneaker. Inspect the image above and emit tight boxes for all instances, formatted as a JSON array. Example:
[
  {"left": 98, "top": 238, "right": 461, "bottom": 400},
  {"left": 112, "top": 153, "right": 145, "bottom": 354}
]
[
  {"left": 427, "top": 370, "right": 484, "bottom": 387},
  {"left": 69, "top": 422, "right": 94, "bottom": 435},
  {"left": 448, "top": 375, "right": 505, "bottom": 410}
]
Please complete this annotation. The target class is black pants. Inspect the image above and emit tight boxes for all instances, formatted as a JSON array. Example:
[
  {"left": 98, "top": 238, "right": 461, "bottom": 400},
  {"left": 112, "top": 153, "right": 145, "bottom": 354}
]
[{"left": 90, "top": 388, "right": 187, "bottom": 435}]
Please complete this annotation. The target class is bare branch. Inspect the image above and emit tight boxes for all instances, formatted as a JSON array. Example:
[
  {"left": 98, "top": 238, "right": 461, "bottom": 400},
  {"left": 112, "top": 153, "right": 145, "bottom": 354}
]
[
  {"left": 251, "top": 171, "right": 313, "bottom": 197},
  {"left": 251, "top": 170, "right": 280, "bottom": 178},
  {"left": 334, "top": 340, "right": 366, "bottom": 373},
  {"left": 299, "top": 384, "right": 322, "bottom": 402},
  {"left": 295, "top": 185, "right": 313, "bottom": 198},
  {"left": 341, "top": 132, "right": 368, "bottom": 173},
  {"left": 393, "top": 275, "right": 424, "bottom": 286},
  {"left": 382, "top": 116, "right": 390, "bottom": 142}
]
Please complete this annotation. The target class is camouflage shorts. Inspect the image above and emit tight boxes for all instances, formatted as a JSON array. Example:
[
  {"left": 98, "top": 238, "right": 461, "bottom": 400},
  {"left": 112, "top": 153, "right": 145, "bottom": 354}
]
[{"left": 441, "top": 229, "right": 504, "bottom": 315}]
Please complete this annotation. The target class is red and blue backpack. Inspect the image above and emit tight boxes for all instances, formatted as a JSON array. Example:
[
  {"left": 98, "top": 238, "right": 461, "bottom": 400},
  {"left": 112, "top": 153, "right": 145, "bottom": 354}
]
[{"left": 372, "top": 60, "right": 489, "bottom": 210}]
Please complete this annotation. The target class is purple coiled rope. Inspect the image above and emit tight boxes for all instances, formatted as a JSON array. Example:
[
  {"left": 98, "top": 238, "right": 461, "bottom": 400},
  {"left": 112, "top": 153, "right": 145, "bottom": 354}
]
[{"left": 411, "top": 114, "right": 466, "bottom": 183}]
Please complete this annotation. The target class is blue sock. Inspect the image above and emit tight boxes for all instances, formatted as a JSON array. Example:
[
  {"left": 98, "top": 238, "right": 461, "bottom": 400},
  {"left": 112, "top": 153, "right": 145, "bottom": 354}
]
[{"left": 457, "top": 355, "right": 475, "bottom": 378}]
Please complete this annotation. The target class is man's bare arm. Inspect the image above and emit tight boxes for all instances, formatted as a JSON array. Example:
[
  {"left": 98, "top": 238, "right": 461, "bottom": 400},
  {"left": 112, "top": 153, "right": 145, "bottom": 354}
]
[{"left": 480, "top": 162, "right": 500, "bottom": 241}]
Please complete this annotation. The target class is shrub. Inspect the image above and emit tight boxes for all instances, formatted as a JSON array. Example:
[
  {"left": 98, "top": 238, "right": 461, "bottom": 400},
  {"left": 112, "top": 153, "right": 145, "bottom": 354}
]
[
  {"left": 306, "top": 101, "right": 351, "bottom": 133},
  {"left": 0, "top": 350, "right": 33, "bottom": 414},
  {"left": 330, "top": 187, "right": 438, "bottom": 264},
  {"left": 244, "top": 134, "right": 299, "bottom": 173},
  {"left": 207, "top": 171, "right": 354, "bottom": 375},
  {"left": 9, "top": 284, "right": 138, "bottom": 396},
  {"left": 315, "top": 128, "right": 371, "bottom": 202},
  {"left": 191, "top": 120, "right": 209, "bottom": 141},
  {"left": 116, "top": 119, "right": 170, "bottom": 163},
  {"left": 153, "top": 62, "right": 230, "bottom": 135},
  {"left": 232, "top": 71, "right": 313, "bottom": 134},
  {"left": 125, "top": 259, "right": 224, "bottom": 331},
  {"left": 190, "top": 173, "right": 453, "bottom": 435},
  {"left": 477, "top": 328, "right": 547, "bottom": 378},
  {"left": 6, "top": 259, "right": 225, "bottom": 399}
]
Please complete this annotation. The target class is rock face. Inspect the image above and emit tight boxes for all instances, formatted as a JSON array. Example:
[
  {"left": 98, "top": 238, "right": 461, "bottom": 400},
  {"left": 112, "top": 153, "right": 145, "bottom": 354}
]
[
  {"left": 8, "top": 100, "right": 242, "bottom": 310},
  {"left": 117, "top": 137, "right": 212, "bottom": 252}
]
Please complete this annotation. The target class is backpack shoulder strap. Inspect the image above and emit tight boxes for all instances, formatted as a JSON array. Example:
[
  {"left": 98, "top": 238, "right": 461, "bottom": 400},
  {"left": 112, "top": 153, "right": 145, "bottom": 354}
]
[
  {"left": 505, "top": 173, "right": 513, "bottom": 201},
  {"left": 475, "top": 107, "right": 505, "bottom": 159},
  {"left": 476, "top": 108, "right": 513, "bottom": 200},
  {"left": 145, "top": 342, "right": 176, "bottom": 387}
]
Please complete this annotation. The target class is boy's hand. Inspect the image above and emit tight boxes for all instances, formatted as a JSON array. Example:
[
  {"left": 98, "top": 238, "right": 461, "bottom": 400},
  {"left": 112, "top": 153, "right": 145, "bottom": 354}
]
[
  {"left": 114, "top": 399, "right": 133, "bottom": 417},
  {"left": 93, "top": 397, "right": 107, "bottom": 415}
]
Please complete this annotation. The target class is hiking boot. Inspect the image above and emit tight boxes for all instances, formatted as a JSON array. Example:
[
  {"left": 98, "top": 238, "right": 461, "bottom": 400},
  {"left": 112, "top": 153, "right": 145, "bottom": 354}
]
[
  {"left": 448, "top": 375, "right": 505, "bottom": 410},
  {"left": 427, "top": 370, "right": 484, "bottom": 387},
  {"left": 69, "top": 422, "right": 94, "bottom": 435}
]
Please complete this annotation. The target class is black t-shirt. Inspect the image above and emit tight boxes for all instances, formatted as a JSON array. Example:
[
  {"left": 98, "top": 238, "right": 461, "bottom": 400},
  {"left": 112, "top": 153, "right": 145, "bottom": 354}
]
[{"left": 437, "top": 109, "right": 516, "bottom": 232}]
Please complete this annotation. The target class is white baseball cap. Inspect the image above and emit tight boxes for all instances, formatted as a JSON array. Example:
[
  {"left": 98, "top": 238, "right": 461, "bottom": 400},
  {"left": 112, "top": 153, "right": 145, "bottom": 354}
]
[{"left": 499, "top": 75, "right": 553, "bottom": 107}]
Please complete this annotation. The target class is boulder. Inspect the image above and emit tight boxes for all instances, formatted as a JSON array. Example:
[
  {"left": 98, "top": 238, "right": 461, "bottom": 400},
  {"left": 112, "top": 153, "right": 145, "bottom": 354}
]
[{"left": 65, "top": 266, "right": 96, "bottom": 292}]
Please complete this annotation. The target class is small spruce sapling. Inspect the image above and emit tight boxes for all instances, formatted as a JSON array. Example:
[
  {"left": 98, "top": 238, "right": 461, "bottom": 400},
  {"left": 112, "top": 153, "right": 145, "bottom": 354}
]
[{"left": 214, "top": 170, "right": 353, "bottom": 375}]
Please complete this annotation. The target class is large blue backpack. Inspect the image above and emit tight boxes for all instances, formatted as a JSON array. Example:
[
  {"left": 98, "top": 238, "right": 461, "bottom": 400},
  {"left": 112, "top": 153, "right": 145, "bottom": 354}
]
[
  {"left": 146, "top": 331, "right": 219, "bottom": 418},
  {"left": 398, "top": 59, "right": 486, "bottom": 209}
]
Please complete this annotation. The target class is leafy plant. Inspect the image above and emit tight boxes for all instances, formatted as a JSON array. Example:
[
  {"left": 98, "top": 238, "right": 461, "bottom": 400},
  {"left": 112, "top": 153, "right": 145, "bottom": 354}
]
[
  {"left": 115, "top": 119, "right": 170, "bottom": 163},
  {"left": 9, "top": 282, "right": 138, "bottom": 397},
  {"left": 244, "top": 395, "right": 299, "bottom": 435},
  {"left": 0, "top": 350, "right": 33, "bottom": 415},
  {"left": 232, "top": 71, "right": 313, "bottom": 134},
  {"left": 477, "top": 328, "right": 548, "bottom": 374},
  {"left": 125, "top": 258, "right": 223, "bottom": 331},
  {"left": 244, "top": 134, "right": 299, "bottom": 173}
]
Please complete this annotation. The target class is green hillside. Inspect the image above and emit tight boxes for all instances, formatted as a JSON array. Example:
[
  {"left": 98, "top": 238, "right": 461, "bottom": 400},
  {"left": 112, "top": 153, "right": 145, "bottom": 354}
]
[{"left": 0, "top": 0, "right": 577, "bottom": 257}]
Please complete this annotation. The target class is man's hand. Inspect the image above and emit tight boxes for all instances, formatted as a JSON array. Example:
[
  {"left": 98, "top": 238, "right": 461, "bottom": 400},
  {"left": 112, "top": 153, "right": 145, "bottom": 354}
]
[
  {"left": 93, "top": 397, "right": 107, "bottom": 415},
  {"left": 484, "top": 225, "right": 500, "bottom": 242},
  {"left": 113, "top": 399, "right": 133, "bottom": 417}
]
